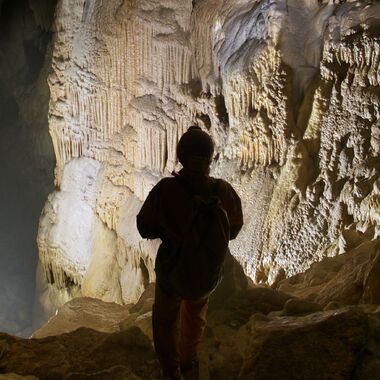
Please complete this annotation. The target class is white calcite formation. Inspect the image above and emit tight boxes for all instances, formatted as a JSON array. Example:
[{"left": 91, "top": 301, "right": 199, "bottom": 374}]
[{"left": 36, "top": 0, "right": 380, "bottom": 321}]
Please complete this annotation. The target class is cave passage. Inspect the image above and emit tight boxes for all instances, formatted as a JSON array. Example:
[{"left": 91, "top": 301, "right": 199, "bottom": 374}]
[{"left": 0, "top": 0, "right": 56, "bottom": 336}]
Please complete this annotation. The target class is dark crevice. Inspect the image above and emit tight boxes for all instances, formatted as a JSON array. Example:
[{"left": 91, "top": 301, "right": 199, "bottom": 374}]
[
  {"left": 140, "top": 258, "right": 150, "bottom": 288},
  {"left": 215, "top": 94, "right": 229, "bottom": 126},
  {"left": 22, "top": 31, "right": 51, "bottom": 84},
  {"left": 0, "top": 0, "right": 57, "bottom": 336},
  {"left": 64, "top": 272, "right": 76, "bottom": 288},
  {"left": 188, "top": 78, "right": 203, "bottom": 98},
  {"left": 198, "top": 113, "right": 211, "bottom": 130},
  {"left": 48, "top": 267, "right": 55, "bottom": 285}
]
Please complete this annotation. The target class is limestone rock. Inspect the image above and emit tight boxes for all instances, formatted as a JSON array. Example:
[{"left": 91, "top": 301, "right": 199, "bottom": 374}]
[
  {"left": 0, "top": 327, "right": 159, "bottom": 380},
  {"left": 32, "top": 297, "right": 130, "bottom": 339},
  {"left": 119, "top": 284, "right": 155, "bottom": 340},
  {"left": 239, "top": 308, "right": 369, "bottom": 380},
  {"left": 277, "top": 237, "right": 380, "bottom": 307},
  {"left": 2, "top": 280, "right": 380, "bottom": 379},
  {"left": 33, "top": 0, "right": 380, "bottom": 329},
  {"left": 283, "top": 298, "right": 322, "bottom": 316},
  {"left": 362, "top": 252, "right": 380, "bottom": 305}
]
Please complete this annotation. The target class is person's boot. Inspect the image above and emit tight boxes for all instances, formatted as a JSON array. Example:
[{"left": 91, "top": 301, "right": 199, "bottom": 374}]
[{"left": 181, "top": 360, "right": 199, "bottom": 380}]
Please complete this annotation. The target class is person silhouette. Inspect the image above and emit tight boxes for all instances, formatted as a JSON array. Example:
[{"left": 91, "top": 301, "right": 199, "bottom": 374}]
[{"left": 137, "top": 126, "right": 243, "bottom": 380}]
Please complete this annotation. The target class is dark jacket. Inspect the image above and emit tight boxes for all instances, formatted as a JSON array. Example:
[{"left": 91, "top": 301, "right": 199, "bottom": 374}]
[{"left": 136, "top": 169, "right": 243, "bottom": 292}]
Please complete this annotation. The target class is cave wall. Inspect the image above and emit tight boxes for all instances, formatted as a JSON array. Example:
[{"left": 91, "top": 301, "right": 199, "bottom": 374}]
[
  {"left": 0, "top": 0, "right": 56, "bottom": 335},
  {"left": 36, "top": 0, "right": 380, "bottom": 321}
]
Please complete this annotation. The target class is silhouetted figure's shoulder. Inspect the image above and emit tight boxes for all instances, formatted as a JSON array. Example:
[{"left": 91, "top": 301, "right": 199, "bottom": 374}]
[
  {"left": 143, "top": 176, "right": 185, "bottom": 199},
  {"left": 211, "top": 177, "right": 235, "bottom": 192},
  {"left": 154, "top": 176, "right": 178, "bottom": 188},
  {"left": 137, "top": 174, "right": 243, "bottom": 241},
  {"left": 136, "top": 176, "right": 187, "bottom": 240}
]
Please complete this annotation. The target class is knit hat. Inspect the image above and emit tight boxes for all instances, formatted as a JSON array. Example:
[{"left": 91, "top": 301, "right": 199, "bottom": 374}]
[{"left": 177, "top": 126, "right": 214, "bottom": 168}]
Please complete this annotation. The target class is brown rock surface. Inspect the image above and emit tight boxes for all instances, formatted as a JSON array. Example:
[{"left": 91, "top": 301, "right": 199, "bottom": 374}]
[
  {"left": 277, "top": 238, "right": 380, "bottom": 308},
  {"left": 0, "top": 375, "right": 39, "bottom": 380},
  {"left": 32, "top": 297, "right": 130, "bottom": 339},
  {"left": 362, "top": 252, "right": 380, "bottom": 305},
  {"left": 0, "top": 327, "right": 159, "bottom": 380},
  {"left": 239, "top": 308, "right": 369, "bottom": 379},
  {"left": 2, "top": 271, "right": 380, "bottom": 380}
]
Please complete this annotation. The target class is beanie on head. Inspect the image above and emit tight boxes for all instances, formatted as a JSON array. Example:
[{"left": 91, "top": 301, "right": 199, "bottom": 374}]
[{"left": 176, "top": 126, "right": 214, "bottom": 168}]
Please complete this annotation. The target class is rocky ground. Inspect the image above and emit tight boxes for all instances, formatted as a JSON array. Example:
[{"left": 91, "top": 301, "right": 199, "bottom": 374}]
[{"left": 1, "top": 245, "right": 380, "bottom": 380}]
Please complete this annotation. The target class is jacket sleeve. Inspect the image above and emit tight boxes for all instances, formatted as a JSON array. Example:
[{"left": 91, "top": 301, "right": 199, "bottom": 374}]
[
  {"left": 219, "top": 180, "right": 244, "bottom": 240},
  {"left": 136, "top": 183, "right": 162, "bottom": 239}
]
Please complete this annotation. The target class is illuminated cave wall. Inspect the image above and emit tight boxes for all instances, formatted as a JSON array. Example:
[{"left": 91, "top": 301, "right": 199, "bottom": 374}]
[
  {"left": 36, "top": 0, "right": 380, "bottom": 321},
  {"left": 0, "top": 0, "right": 56, "bottom": 335}
]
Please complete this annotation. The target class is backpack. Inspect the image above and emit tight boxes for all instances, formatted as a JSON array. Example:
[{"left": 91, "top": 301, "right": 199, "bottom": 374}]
[{"left": 169, "top": 176, "right": 230, "bottom": 299}]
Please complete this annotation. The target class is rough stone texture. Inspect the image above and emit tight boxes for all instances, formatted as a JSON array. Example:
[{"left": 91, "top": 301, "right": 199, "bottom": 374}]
[
  {"left": 32, "top": 297, "right": 130, "bottom": 339},
  {"left": 2, "top": 245, "right": 380, "bottom": 379},
  {"left": 1, "top": 256, "right": 380, "bottom": 379},
  {"left": 0, "top": 327, "right": 159, "bottom": 380},
  {"left": 277, "top": 237, "right": 380, "bottom": 308},
  {"left": 239, "top": 308, "right": 369, "bottom": 380},
  {"left": 0, "top": 375, "right": 38, "bottom": 380},
  {"left": 4, "top": 237, "right": 380, "bottom": 379},
  {"left": 35, "top": 0, "right": 380, "bottom": 324}
]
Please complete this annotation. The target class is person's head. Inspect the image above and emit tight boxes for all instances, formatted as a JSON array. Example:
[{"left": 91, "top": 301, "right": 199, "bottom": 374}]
[{"left": 177, "top": 126, "right": 214, "bottom": 174}]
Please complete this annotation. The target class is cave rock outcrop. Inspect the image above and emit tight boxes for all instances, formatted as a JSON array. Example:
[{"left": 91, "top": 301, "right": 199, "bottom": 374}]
[{"left": 36, "top": 0, "right": 380, "bottom": 322}]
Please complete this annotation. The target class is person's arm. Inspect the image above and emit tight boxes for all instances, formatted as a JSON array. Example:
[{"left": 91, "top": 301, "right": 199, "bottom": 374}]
[
  {"left": 219, "top": 180, "right": 243, "bottom": 240},
  {"left": 136, "top": 183, "right": 162, "bottom": 239},
  {"left": 229, "top": 193, "right": 243, "bottom": 240}
]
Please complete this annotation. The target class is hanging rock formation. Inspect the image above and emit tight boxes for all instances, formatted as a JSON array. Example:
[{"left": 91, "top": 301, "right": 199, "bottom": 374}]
[{"left": 36, "top": 0, "right": 380, "bottom": 324}]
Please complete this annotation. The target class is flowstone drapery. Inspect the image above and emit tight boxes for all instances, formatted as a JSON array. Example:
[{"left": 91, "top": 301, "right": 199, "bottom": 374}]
[{"left": 36, "top": 0, "right": 380, "bottom": 322}]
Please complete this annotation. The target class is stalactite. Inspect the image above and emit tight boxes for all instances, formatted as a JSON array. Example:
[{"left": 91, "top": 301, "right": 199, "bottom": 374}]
[
  {"left": 39, "top": 247, "right": 85, "bottom": 290},
  {"left": 223, "top": 46, "right": 290, "bottom": 169},
  {"left": 125, "top": 16, "right": 193, "bottom": 96}
]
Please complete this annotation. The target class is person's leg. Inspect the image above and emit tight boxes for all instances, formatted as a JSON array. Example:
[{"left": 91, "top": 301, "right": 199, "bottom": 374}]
[
  {"left": 152, "top": 284, "right": 182, "bottom": 379},
  {"left": 179, "top": 297, "right": 209, "bottom": 375}
]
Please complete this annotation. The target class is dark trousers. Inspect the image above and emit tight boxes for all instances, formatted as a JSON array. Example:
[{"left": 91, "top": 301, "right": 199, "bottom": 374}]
[{"left": 152, "top": 284, "right": 209, "bottom": 378}]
